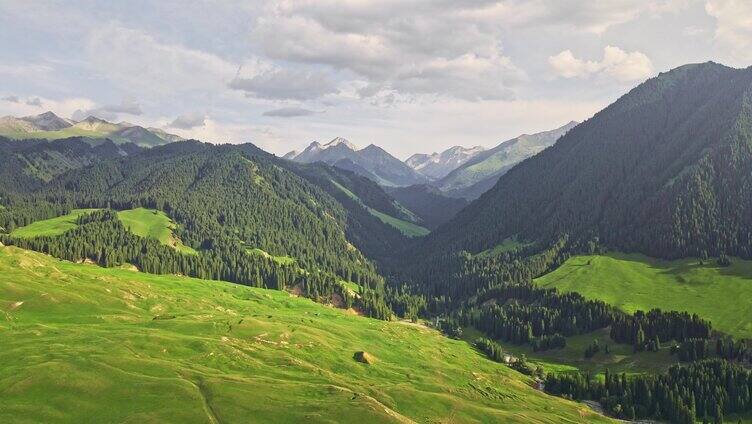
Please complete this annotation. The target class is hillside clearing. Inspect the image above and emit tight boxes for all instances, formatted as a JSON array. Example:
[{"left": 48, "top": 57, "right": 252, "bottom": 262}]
[{"left": 535, "top": 253, "right": 752, "bottom": 339}]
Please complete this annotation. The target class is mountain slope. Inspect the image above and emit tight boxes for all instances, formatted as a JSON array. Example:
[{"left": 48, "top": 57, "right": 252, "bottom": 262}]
[
  {"left": 0, "top": 245, "right": 609, "bottom": 423},
  {"left": 386, "top": 184, "right": 468, "bottom": 230},
  {"left": 291, "top": 138, "right": 428, "bottom": 187},
  {"left": 0, "top": 136, "right": 139, "bottom": 192},
  {"left": 427, "top": 62, "right": 752, "bottom": 260},
  {"left": 438, "top": 121, "right": 578, "bottom": 199},
  {"left": 405, "top": 145, "right": 485, "bottom": 180},
  {"left": 0, "top": 112, "right": 182, "bottom": 147}
]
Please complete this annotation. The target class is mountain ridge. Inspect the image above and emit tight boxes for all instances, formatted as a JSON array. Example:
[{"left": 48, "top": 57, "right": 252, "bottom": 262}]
[{"left": 0, "top": 111, "right": 183, "bottom": 147}]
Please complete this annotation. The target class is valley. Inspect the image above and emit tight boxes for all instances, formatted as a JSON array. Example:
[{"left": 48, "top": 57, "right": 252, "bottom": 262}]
[{"left": 3, "top": 62, "right": 752, "bottom": 423}]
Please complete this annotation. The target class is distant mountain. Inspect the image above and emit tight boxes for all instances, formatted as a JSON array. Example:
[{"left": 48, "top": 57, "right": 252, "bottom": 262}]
[
  {"left": 0, "top": 111, "right": 182, "bottom": 147},
  {"left": 289, "top": 137, "right": 428, "bottom": 186},
  {"left": 282, "top": 150, "right": 299, "bottom": 160},
  {"left": 426, "top": 62, "right": 752, "bottom": 260},
  {"left": 437, "top": 121, "right": 578, "bottom": 199},
  {"left": 21, "top": 111, "right": 75, "bottom": 130},
  {"left": 406, "top": 145, "right": 485, "bottom": 180}
]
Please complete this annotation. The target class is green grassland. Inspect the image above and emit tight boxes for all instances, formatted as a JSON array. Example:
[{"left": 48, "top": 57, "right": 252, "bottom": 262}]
[
  {"left": 116, "top": 208, "right": 197, "bottom": 255},
  {"left": 330, "top": 179, "right": 429, "bottom": 238},
  {"left": 0, "top": 246, "right": 610, "bottom": 423},
  {"left": 9, "top": 209, "right": 99, "bottom": 238},
  {"left": 535, "top": 253, "right": 752, "bottom": 339}
]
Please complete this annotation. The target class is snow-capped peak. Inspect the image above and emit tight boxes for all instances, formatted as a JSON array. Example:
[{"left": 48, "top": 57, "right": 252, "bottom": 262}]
[{"left": 323, "top": 137, "right": 357, "bottom": 150}]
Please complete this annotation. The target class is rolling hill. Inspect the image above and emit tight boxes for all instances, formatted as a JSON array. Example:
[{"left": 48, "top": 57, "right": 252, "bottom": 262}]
[{"left": 0, "top": 245, "right": 609, "bottom": 423}]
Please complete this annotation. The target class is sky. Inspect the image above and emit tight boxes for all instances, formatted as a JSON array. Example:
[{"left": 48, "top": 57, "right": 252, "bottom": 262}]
[{"left": 0, "top": 0, "right": 750, "bottom": 159}]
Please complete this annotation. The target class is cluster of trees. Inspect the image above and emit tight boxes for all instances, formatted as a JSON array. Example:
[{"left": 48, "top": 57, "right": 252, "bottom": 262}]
[
  {"left": 675, "top": 339, "right": 710, "bottom": 362},
  {"left": 610, "top": 309, "right": 712, "bottom": 351},
  {"left": 531, "top": 334, "right": 566, "bottom": 352},
  {"left": 452, "top": 282, "right": 614, "bottom": 350},
  {"left": 546, "top": 359, "right": 752, "bottom": 423},
  {"left": 475, "top": 337, "right": 505, "bottom": 363},
  {"left": 584, "top": 339, "right": 610, "bottom": 358},
  {"left": 716, "top": 338, "right": 750, "bottom": 362}
]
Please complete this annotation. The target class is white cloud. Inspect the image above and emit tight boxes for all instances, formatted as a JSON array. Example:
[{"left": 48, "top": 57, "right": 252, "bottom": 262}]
[
  {"left": 251, "top": 1, "right": 527, "bottom": 100},
  {"left": 25, "top": 97, "right": 43, "bottom": 107},
  {"left": 229, "top": 68, "right": 339, "bottom": 100},
  {"left": 169, "top": 112, "right": 207, "bottom": 129},
  {"left": 85, "top": 22, "right": 238, "bottom": 96},
  {"left": 705, "top": 0, "right": 752, "bottom": 63},
  {"left": 549, "top": 46, "right": 653, "bottom": 82},
  {"left": 263, "top": 107, "right": 319, "bottom": 117},
  {"left": 71, "top": 99, "right": 143, "bottom": 121}
]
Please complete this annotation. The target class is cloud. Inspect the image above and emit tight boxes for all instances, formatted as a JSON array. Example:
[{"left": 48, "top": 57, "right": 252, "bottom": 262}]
[
  {"left": 705, "top": 0, "right": 752, "bottom": 63},
  {"left": 25, "top": 97, "right": 43, "bottom": 107},
  {"left": 250, "top": 1, "right": 527, "bottom": 100},
  {"left": 70, "top": 99, "right": 143, "bottom": 121},
  {"left": 549, "top": 46, "right": 653, "bottom": 82},
  {"left": 489, "top": 0, "right": 688, "bottom": 34},
  {"left": 263, "top": 107, "right": 319, "bottom": 117},
  {"left": 101, "top": 99, "right": 142, "bottom": 115},
  {"left": 229, "top": 68, "right": 339, "bottom": 100},
  {"left": 85, "top": 22, "right": 238, "bottom": 96},
  {"left": 1, "top": 95, "right": 20, "bottom": 103},
  {"left": 169, "top": 112, "right": 207, "bottom": 129}
]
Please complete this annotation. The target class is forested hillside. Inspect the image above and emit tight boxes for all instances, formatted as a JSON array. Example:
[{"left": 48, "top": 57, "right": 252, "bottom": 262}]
[
  {"left": 0, "top": 140, "right": 423, "bottom": 319},
  {"left": 426, "top": 62, "right": 752, "bottom": 261},
  {"left": 0, "top": 136, "right": 140, "bottom": 192}
]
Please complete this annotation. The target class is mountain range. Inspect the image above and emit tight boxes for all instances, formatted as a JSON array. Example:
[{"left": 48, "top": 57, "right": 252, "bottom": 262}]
[
  {"left": 405, "top": 145, "right": 486, "bottom": 180},
  {"left": 0, "top": 111, "right": 183, "bottom": 147},
  {"left": 285, "top": 137, "right": 429, "bottom": 187}
]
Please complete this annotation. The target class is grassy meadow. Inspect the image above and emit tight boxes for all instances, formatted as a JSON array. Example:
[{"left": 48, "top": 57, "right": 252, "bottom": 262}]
[
  {"left": 0, "top": 246, "right": 610, "bottom": 423},
  {"left": 9, "top": 209, "right": 99, "bottom": 238},
  {"left": 535, "top": 253, "right": 752, "bottom": 339},
  {"left": 117, "top": 208, "right": 197, "bottom": 255}
]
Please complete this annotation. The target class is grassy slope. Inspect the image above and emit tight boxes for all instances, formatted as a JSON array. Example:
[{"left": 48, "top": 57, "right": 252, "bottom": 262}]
[
  {"left": 9, "top": 209, "right": 99, "bottom": 238},
  {"left": 116, "top": 208, "right": 197, "bottom": 255},
  {"left": 330, "top": 179, "right": 429, "bottom": 238},
  {"left": 535, "top": 253, "right": 752, "bottom": 339},
  {"left": 0, "top": 246, "right": 610, "bottom": 423}
]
